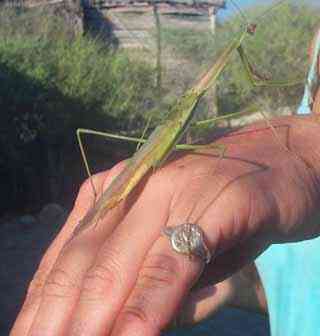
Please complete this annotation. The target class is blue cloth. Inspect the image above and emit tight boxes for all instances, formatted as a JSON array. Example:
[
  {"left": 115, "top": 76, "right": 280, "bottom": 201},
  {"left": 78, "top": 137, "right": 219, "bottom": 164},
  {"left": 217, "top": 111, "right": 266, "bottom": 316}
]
[
  {"left": 255, "top": 33, "right": 320, "bottom": 336},
  {"left": 297, "top": 30, "right": 320, "bottom": 115},
  {"left": 255, "top": 238, "right": 320, "bottom": 336}
]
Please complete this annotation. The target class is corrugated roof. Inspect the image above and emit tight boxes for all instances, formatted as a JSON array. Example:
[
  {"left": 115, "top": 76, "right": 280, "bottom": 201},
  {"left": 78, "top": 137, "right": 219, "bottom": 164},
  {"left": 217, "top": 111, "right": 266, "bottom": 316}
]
[{"left": 103, "top": 0, "right": 225, "bottom": 8}]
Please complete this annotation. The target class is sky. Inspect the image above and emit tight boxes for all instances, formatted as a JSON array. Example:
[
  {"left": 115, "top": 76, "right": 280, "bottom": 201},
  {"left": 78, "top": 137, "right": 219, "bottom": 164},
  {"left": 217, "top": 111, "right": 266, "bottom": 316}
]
[
  {"left": 218, "top": 0, "right": 319, "bottom": 19},
  {"left": 218, "top": 0, "right": 278, "bottom": 19},
  {"left": 223, "top": 0, "right": 318, "bottom": 9},
  {"left": 230, "top": 0, "right": 258, "bottom": 8}
]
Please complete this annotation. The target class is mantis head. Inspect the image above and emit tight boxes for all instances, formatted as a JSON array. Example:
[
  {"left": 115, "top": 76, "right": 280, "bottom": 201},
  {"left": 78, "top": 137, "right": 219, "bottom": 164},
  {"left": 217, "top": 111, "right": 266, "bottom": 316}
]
[{"left": 247, "top": 23, "right": 257, "bottom": 35}]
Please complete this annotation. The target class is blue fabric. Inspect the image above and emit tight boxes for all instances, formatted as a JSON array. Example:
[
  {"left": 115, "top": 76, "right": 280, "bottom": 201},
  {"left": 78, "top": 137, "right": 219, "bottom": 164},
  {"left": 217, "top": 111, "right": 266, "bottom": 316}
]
[
  {"left": 255, "top": 238, "right": 320, "bottom": 336},
  {"left": 297, "top": 30, "right": 320, "bottom": 115},
  {"left": 254, "top": 31, "right": 320, "bottom": 336}
]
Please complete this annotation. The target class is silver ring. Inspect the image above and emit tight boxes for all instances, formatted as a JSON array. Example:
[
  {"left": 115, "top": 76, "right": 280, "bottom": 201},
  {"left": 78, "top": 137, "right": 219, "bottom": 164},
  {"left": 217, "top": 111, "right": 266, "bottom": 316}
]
[{"left": 163, "top": 223, "right": 212, "bottom": 264}]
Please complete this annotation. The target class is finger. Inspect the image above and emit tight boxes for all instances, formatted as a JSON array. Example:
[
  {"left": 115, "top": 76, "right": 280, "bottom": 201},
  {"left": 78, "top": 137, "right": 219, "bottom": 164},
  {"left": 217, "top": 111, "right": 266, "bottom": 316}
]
[
  {"left": 66, "top": 171, "right": 174, "bottom": 336},
  {"left": 24, "top": 162, "right": 130, "bottom": 336},
  {"left": 108, "top": 222, "right": 218, "bottom": 336},
  {"left": 108, "top": 172, "right": 224, "bottom": 335},
  {"left": 11, "top": 171, "right": 107, "bottom": 336}
]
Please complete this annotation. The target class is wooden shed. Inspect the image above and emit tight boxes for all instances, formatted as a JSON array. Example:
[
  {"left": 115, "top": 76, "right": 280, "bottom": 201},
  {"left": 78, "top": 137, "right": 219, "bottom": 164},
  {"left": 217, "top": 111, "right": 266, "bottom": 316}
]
[{"left": 84, "top": 0, "right": 226, "bottom": 49}]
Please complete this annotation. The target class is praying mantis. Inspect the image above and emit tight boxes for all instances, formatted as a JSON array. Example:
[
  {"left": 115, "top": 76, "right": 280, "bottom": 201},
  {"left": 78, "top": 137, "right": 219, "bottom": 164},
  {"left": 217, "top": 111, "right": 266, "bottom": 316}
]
[{"left": 74, "top": 0, "right": 302, "bottom": 235}]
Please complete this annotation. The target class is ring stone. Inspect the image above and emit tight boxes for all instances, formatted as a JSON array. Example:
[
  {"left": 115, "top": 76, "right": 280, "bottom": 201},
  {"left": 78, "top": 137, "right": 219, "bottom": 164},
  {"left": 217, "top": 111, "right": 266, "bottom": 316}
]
[{"left": 163, "top": 223, "right": 211, "bottom": 264}]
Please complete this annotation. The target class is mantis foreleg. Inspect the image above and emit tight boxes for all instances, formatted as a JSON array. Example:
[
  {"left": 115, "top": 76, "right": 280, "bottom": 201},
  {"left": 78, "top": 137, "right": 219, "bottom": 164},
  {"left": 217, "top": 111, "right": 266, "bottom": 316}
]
[
  {"left": 136, "top": 115, "right": 153, "bottom": 151},
  {"left": 76, "top": 129, "right": 98, "bottom": 200},
  {"left": 237, "top": 45, "right": 302, "bottom": 88}
]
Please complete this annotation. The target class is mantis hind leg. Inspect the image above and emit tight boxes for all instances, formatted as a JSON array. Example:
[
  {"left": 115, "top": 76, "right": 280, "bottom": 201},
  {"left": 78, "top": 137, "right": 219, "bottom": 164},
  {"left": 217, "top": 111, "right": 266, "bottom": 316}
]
[
  {"left": 189, "top": 106, "right": 289, "bottom": 157},
  {"left": 257, "top": 110, "right": 293, "bottom": 155},
  {"left": 190, "top": 105, "right": 259, "bottom": 129}
]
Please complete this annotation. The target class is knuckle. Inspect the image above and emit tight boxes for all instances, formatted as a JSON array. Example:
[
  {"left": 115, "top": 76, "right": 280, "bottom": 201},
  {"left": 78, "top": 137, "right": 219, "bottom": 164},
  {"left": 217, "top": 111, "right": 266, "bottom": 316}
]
[
  {"left": 81, "top": 256, "right": 123, "bottom": 300},
  {"left": 26, "top": 274, "right": 44, "bottom": 300},
  {"left": 43, "top": 266, "right": 79, "bottom": 299},
  {"left": 109, "top": 160, "right": 127, "bottom": 175},
  {"left": 102, "top": 161, "right": 127, "bottom": 190},
  {"left": 138, "top": 253, "right": 181, "bottom": 290},
  {"left": 21, "top": 253, "right": 56, "bottom": 309},
  {"left": 22, "top": 273, "right": 46, "bottom": 311},
  {"left": 120, "top": 305, "right": 149, "bottom": 325},
  {"left": 119, "top": 304, "right": 161, "bottom": 332},
  {"left": 78, "top": 175, "right": 99, "bottom": 196},
  {"left": 79, "top": 178, "right": 93, "bottom": 194},
  {"left": 25, "top": 267, "right": 46, "bottom": 298}
]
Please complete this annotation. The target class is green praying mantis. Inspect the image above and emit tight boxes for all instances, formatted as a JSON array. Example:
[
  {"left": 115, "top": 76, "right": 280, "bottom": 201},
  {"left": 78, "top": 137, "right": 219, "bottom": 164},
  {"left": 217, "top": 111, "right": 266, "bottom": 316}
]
[{"left": 73, "top": 0, "right": 302, "bottom": 235}]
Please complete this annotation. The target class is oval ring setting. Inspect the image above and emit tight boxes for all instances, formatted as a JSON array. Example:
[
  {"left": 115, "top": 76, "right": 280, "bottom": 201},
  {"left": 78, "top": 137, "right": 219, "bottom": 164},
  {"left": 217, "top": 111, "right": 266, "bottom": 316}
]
[{"left": 163, "top": 223, "right": 212, "bottom": 264}]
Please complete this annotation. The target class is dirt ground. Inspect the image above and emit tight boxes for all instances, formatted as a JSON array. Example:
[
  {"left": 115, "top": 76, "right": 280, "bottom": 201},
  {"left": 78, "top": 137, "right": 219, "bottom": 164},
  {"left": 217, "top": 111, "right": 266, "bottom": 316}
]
[{"left": 0, "top": 205, "right": 67, "bottom": 335}]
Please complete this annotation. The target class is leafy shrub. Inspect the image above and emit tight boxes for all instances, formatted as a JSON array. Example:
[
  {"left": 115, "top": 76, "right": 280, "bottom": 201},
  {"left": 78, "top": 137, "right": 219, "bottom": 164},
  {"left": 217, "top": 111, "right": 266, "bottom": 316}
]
[
  {"left": 161, "top": 2, "right": 320, "bottom": 114},
  {"left": 0, "top": 6, "right": 156, "bottom": 212}
]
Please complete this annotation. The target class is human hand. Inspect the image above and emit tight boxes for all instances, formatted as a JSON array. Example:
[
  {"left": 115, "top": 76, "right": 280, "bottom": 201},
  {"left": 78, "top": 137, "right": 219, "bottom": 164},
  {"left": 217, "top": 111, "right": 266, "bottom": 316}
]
[{"left": 11, "top": 116, "right": 320, "bottom": 335}]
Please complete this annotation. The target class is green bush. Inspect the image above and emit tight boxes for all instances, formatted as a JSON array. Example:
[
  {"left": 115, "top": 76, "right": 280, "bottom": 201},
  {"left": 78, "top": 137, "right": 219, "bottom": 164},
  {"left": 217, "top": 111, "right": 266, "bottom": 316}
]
[
  {"left": 0, "top": 6, "right": 157, "bottom": 212},
  {"left": 0, "top": 25, "right": 156, "bottom": 136},
  {"left": 161, "top": 2, "right": 320, "bottom": 114}
]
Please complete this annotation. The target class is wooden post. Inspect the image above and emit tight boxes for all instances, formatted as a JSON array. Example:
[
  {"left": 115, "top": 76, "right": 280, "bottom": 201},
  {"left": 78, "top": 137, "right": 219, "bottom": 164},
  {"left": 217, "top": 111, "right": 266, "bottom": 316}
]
[
  {"left": 207, "top": 5, "right": 218, "bottom": 118},
  {"left": 208, "top": 6, "right": 217, "bottom": 36},
  {"left": 153, "top": 1, "right": 162, "bottom": 95}
]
